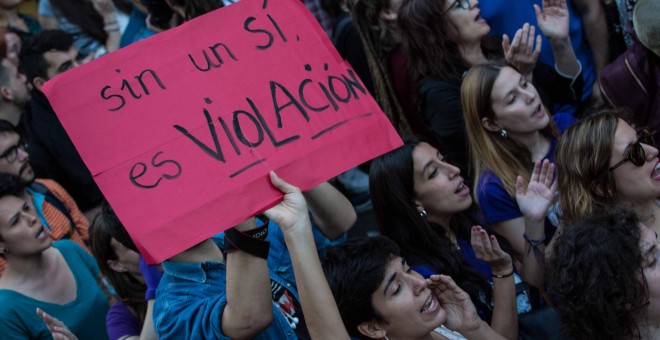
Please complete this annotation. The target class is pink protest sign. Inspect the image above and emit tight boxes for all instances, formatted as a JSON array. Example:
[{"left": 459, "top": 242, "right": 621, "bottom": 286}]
[{"left": 42, "top": 0, "right": 401, "bottom": 263}]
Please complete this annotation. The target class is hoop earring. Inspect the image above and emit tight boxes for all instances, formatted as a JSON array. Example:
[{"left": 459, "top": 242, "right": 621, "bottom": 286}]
[
  {"left": 419, "top": 208, "right": 427, "bottom": 218},
  {"left": 500, "top": 129, "right": 508, "bottom": 138}
]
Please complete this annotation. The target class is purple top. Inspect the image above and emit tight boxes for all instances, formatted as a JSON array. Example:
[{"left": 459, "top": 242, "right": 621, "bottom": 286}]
[{"left": 106, "top": 301, "right": 141, "bottom": 340}]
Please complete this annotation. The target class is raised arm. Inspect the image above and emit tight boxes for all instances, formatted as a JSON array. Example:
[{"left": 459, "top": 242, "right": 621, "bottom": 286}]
[
  {"left": 92, "top": 0, "right": 121, "bottom": 54},
  {"left": 303, "top": 181, "right": 356, "bottom": 240},
  {"left": 535, "top": 0, "right": 581, "bottom": 77},
  {"left": 513, "top": 160, "right": 557, "bottom": 289},
  {"left": 573, "top": 0, "right": 608, "bottom": 103},
  {"left": 502, "top": 23, "right": 542, "bottom": 80},
  {"left": 222, "top": 218, "right": 273, "bottom": 339},
  {"left": 471, "top": 227, "right": 517, "bottom": 340},
  {"left": 265, "top": 172, "right": 350, "bottom": 340}
]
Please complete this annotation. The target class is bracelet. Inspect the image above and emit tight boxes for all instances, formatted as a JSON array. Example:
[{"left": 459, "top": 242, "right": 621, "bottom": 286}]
[
  {"left": 223, "top": 226, "right": 270, "bottom": 259},
  {"left": 523, "top": 233, "right": 546, "bottom": 247},
  {"left": 242, "top": 225, "right": 269, "bottom": 240},
  {"left": 493, "top": 269, "right": 514, "bottom": 279}
]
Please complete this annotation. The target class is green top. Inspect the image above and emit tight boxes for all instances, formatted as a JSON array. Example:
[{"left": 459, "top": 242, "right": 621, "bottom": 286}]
[{"left": 0, "top": 240, "right": 109, "bottom": 339}]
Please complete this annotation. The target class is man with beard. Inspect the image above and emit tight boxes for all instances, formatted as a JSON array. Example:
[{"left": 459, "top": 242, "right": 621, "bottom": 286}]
[{"left": 0, "top": 120, "right": 89, "bottom": 275}]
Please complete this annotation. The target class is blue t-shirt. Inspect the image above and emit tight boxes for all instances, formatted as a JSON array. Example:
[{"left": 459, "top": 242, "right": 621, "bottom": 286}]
[
  {"left": 0, "top": 240, "right": 109, "bottom": 340},
  {"left": 153, "top": 219, "right": 345, "bottom": 339},
  {"left": 477, "top": 117, "right": 573, "bottom": 237},
  {"left": 479, "top": 0, "right": 595, "bottom": 116}
]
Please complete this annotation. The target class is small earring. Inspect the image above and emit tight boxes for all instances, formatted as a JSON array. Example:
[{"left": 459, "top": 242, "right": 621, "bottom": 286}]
[
  {"left": 419, "top": 208, "right": 427, "bottom": 218},
  {"left": 384, "top": 336, "right": 390, "bottom": 340},
  {"left": 499, "top": 129, "right": 508, "bottom": 138}
]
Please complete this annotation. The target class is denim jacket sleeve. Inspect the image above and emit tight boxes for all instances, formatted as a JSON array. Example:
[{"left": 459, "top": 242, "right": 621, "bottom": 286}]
[
  {"left": 266, "top": 215, "right": 347, "bottom": 285},
  {"left": 153, "top": 259, "right": 232, "bottom": 339}
]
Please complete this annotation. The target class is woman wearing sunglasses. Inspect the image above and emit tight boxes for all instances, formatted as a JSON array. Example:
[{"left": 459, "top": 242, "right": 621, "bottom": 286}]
[{"left": 555, "top": 109, "right": 660, "bottom": 237}]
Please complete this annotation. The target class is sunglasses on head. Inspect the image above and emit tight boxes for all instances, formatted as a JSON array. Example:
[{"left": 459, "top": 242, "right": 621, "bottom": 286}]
[{"left": 609, "top": 129, "right": 655, "bottom": 171}]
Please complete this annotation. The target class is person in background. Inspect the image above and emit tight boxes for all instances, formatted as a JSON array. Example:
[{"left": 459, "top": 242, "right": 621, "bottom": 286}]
[
  {"left": 548, "top": 206, "right": 660, "bottom": 339},
  {"left": 555, "top": 110, "right": 660, "bottom": 243},
  {"left": 0, "top": 59, "right": 28, "bottom": 128},
  {"left": 0, "top": 26, "right": 22, "bottom": 65},
  {"left": 398, "top": 0, "right": 582, "bottom": 178},
  {"left": 462, "top": 62, "right": 569, "bottom": 288},
  {"left": 0, "top": 185, "right": 109, "bottom": 339},
  {"left": 599, "top": 0, "right": 660, "bottom": 143},
  {"left": 38, "top": 0, "right": 123, "bottom": 58},
  {"left": 478, "top": 0, "right": 606, "bottom": 111},
  {"left": 0, "top": 121, "right": 91, "bottom": 275},
  {"left": 153, "top": 179, "right": 356, "bottom": 338},
  {"left": 323, "top": 235, "right": 509, "bottom": 340},
  {"left": 0, "top": 0, "right": 41, "bottom": 42},
  {"left": 90, "top": 202, "right": 160, "bottom": 340},
  {"left": 19, "top": 30, "right": 104, "bottom": 220}
]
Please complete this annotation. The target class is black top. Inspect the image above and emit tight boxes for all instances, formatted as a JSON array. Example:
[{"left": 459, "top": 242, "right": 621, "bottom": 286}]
[{"left": 24, "top": 89, "right": 103, "bottom": 211}]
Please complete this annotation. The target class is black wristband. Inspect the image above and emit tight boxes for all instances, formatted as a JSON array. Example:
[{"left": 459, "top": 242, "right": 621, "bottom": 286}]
[
  {"left": 224, "top": 228, "right": 270, "bottom": 259},
  {"left": 242, "top": 225, "right": 269, "bottom": 240},
  {"left": 493, "top": 269, "right": 514, "bottom": 279}
]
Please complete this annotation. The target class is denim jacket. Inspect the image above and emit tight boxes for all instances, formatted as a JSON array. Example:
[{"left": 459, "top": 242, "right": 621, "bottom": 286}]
[{"left": 153, "top": 219, "right": 346, "bottom": 339}]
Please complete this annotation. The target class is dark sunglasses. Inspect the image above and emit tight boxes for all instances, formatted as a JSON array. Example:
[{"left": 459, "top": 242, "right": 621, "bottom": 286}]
[{"left": 609, "top": 129, "right": 655, "bottom": 171}]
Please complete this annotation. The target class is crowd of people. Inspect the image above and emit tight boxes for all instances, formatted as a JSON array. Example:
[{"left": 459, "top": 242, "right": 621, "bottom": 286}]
[{"left": 0, "top": 0, "right": 658, "bottom": 339}]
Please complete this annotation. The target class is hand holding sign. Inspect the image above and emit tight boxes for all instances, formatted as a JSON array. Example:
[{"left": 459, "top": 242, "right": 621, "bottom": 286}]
[{"left": 43, "top": 0, "right": 401, "bottom": 263}]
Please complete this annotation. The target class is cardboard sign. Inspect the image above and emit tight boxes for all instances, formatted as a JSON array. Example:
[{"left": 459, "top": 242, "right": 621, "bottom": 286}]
[{"left": 43, "top": 0, "right": 401, "bottom": 263}]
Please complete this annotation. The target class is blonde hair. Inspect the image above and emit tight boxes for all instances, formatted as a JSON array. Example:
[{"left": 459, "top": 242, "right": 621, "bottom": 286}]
[
  {"left": 462, "top": 62, "right": 558, "bottom": 198},
  {"left": 555, "top": 111, "right": 622, "bottom": 225}
]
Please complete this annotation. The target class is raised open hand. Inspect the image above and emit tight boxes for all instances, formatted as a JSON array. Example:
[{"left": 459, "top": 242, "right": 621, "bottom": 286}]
[
  {"left": 471, "top": 226, "right": 513, "bottom": 275},
  {"left": 502, "top": 23, "right": 541, "bottom": 77},
  {"left": 427, "top": 275, "right": 481, "bottom": 334},
  {"left": 534, "top": 0, "right": 569, "bottom": 42},
  {"left": 516, "top": 159, "right": 557, "bottom": 222}
]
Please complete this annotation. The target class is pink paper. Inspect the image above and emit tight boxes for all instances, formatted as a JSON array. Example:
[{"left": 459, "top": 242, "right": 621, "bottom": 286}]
[{"left": 42, "top": 0, "right": 402, "bottom": 263}]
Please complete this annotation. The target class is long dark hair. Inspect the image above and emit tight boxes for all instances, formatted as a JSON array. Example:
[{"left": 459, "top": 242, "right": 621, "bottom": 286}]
[
  {"left": 89, "top": 202, "right": 147, "bottom": 323},
  {"left": 169, "top": 0, "right": 222, "bottom": 21},
  {"left": 369, "top": 135, "right": 495, "bottom": 318},
  {"left": 398, "top": 0, "right": 500, "bottom": 85}
]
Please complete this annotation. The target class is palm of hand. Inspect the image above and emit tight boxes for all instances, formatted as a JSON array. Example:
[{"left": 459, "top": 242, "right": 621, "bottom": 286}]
[
  {"left": 538, "top": 8, "right": 569, "bottom": 40},
  {"left": 517, "top": 181, "right": 553, "bottom": 220},
  {"left": 441, "top": 295, "right": 480, "bottom": 332}
]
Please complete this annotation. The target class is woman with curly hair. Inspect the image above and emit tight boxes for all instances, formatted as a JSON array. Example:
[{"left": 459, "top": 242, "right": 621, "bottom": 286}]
[
  {"left": 548, "top": 206, "right": 660, "bottom": 339},
  {"left": 554, "top": 109, "right": 660, "bottom": 236},
  {"left": 398, "top": 0, "right": 582, "bottom": 178}
]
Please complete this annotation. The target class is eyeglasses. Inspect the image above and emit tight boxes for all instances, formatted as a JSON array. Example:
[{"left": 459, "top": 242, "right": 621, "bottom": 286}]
[
  {"left": 609, "top": 129, "right": 655, "bottom": 171},
  {"left": 0, "top": 142, "right": 25, "bottom": 163},
  {"left": 448, "top": 0, "right": 471, "bottom": 11}
]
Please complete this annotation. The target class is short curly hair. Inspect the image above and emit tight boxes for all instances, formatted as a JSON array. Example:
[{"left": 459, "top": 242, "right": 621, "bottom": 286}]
[{"left": 548, "top": 206, "right": 649, "bottom": 339}]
